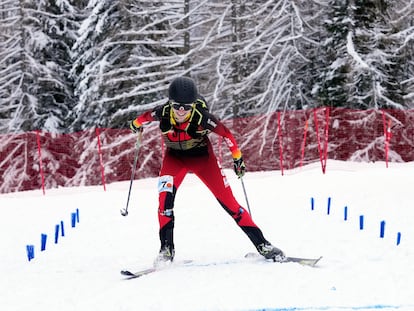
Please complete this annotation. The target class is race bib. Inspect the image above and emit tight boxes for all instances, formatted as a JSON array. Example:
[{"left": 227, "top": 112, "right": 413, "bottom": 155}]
[{"left": 158, "top": 175, "right": 174, "bottom": 193}]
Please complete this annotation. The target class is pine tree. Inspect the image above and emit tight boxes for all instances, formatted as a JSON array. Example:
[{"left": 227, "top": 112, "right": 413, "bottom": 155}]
[
  {"left": 316, "top": 0, "right": 351, "bottom": 108},
  {"left": 348, "top": 0, "right": 405, "bottom": 108},
  {"left": 70, "top": 0, "right": 189, "bottom": 130},
  {"left": 0, "top": 0, "right": 79, "bottom": 133},
  {"left": 0, "top": 0, "right": 23, "bottom": 133},
  {"left": 381, "top": 0, "right": 414, "bottom": 108},
  {"left": 31, "top": 0, "right": 79, "bottom": 132},
  {"left": 289, "top": 1, "right": 336, "bottom": 109}
]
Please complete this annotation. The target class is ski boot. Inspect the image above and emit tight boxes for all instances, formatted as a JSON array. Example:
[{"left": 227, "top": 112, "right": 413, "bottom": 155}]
[
  {"left": 257, "top": 243, "right": 285, "bottom": 262},
  {"left": 154, "top": 245, "right": 175, "bottom": 268}
]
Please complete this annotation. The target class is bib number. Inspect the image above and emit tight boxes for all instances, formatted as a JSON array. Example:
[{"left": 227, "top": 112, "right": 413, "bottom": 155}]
[{"left": 158, "top": 175, "right": 174, "bottom": 193}]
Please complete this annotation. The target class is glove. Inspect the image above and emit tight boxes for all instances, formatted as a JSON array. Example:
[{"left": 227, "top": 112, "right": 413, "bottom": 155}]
[
  {"left": 130, "top": 120, "right": 143, "bottom": 133},
  {"left": 233, "top": 156, "right": 246, "bottom": 178}
]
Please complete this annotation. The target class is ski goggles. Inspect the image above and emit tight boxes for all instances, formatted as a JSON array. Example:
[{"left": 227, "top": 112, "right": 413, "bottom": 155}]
[{"left": 170, "top": 101, "right": 193, "bottom": 111}]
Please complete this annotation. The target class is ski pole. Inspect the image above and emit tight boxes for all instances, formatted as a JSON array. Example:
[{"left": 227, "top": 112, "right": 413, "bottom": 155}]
[
  {"left": 120, "top": 131, "right": 142, "bottom": 216},
  {"left": 240, "top": 177, "right": 252, "bottom": 217}
]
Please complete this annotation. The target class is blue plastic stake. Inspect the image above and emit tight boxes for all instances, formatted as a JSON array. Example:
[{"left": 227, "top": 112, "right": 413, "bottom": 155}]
[
  {"left": 311, "top": 197, "right": 314, "bottom": 211},
  {"left": 41, "top": 234, "right": 47, "bottom": 251},
  {"left": 327, "top": 197, "right": 331, "bottom": 215},
  {"left": 344, "top": 206, "right": 348, "bottom": 221},
  {"left": 55, "top": 224, "right": 60, "bottom": 244},
  {"left": 396, "top": 232, "right": 402, "bottom": 245},
  {"left": 60, "top": 220, "right": 65, "bottom": 237},
  {"left": 71, "top": 213, "right": 76, "bottom": 227},
  {"left": 26, "top": 245, "right": 35, "bottom": 261},
  {"left": 380, "top": 221, "right": 386, "bottom": 238},
  {"left": 76, "top": 208, "right": 80, "bottom": 223},
  {"left": 359, "top": 215, "right": 364, "bottom": 230}
]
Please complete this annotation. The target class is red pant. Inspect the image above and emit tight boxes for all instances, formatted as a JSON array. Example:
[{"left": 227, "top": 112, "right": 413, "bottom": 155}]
[{"left": 156, "top": 146, "right": 266, "bottom": 250}]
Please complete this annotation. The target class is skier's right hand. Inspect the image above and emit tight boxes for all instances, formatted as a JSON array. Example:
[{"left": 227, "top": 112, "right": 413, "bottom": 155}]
[{"left": 130, "top": 120, "right": 143, "bottom": 133}]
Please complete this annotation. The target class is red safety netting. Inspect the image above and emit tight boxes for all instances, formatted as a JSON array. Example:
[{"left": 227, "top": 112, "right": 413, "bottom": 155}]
[{"left": 1, "top": 108, "right": 413, "bottom": 194}]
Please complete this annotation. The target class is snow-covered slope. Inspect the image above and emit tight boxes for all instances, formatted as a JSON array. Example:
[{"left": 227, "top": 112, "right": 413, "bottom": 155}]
[{"left": 0, "top": 161, "right": 413, "bottom": 311}]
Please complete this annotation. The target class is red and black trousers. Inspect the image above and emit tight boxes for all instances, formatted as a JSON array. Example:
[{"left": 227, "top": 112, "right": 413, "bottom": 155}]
[{"left": 157, "top": 146, "right": 269, "bottom": 251}]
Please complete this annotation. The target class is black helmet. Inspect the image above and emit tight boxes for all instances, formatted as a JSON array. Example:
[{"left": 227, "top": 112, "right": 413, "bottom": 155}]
[{"left": 168, "top": 76, "right": 198, "bottom": 104}]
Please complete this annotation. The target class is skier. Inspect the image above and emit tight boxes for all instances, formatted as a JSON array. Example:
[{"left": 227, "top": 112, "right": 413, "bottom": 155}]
[{"left": 130, "top": 76, "right": 284, "bottom": 265}]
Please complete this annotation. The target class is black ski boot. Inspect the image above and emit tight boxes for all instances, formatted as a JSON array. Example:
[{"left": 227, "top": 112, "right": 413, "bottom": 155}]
[
  {"left": 257, "top": 243, "right": 285, "bottom": 262},
  {"left": 154, "top": 245, "right": 175, "bottom": 267}
]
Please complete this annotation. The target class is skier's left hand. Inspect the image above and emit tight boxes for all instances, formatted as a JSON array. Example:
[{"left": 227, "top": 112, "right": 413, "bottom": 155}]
[
  {"left": 130, "top": 120, "right": 143, "bottom": 133},
  {"left": 233, "top": 156, "right": 246, "bottom": 178}
]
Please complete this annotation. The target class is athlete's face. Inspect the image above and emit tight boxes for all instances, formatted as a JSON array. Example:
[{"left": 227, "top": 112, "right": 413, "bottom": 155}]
[{"left": 171, "top": 102, "right": 193, "bottom": 123}]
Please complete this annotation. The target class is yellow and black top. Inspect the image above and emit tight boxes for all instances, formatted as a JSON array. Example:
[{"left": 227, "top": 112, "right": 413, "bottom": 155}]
[{"left": 132, "top": 97, "right": 242, "bottom": 159}]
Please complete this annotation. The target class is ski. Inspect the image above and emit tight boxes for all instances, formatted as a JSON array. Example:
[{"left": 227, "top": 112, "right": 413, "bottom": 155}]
[
  {"left": 244, "top": 252, "right": 322, "bottom": 267},
  {"left": 121, "top": 255, "right": 322, "bottom": 279},
  {"left": 121, "top": 268, "right": 157, "bottom": 279},
  {"left": 283, "top": 256, "right": 322, "bottom": 267},
  {"left": 121, "top": 259, "right": 193, "bottom": 280}
]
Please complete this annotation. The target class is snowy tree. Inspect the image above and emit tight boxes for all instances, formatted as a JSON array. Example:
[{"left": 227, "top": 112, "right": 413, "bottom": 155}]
[
  {"left": 147, "top": 0, "right": 321, "bottom": 118},
  {"left": 346, "top": 0, "right": 407, "bottom": 109},
  {"left": 285, "top": 1, "right": 331, "bottom": 109},
  {"left": 204, "top": 0, "right": 314, "bottom": 117},
  {"left": 0, "top": 0, "right": 81, "bottom": 133},
  {"left": 69, "top": 0, "right": 414, "bottom": 129},
  {"left": 2, "top": 0, "right": 414, "bottom": 134},
  {"left": 387, "top": 0, "right": 414, "bottom": 108},
  {"left": 30, "top": 0, "right": 80, "bottom": 132},
  {"left": 308, "top": 0, "right": 413, "bottom": 109},
  {"left": 315, "top": 0, "right": 352, "bottom": 108},
  {"left": 70, "top": 0, "right": 192, "bottom": 130},
  {"left": 70, "top": 0, "right": 326, "bottom": 128},
  {"left": 0, "top": 0, "right": 22, "bottom": 133}
]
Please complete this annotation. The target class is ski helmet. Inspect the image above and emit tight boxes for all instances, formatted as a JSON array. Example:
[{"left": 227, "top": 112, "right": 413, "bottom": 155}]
[{"left": 168, "top": 76, "right": 198, "bottom": 104}]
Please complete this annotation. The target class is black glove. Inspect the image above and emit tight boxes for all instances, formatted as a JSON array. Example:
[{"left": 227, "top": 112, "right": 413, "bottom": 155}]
[
  {"left": 130, "top": 120, "right": 143, "bottom": 133},
  {"left": 233, "top": 156, "right": 246, "bottom": 178}
]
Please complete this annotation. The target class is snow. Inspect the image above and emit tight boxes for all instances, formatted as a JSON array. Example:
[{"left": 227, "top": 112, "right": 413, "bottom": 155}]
[{"left": 0, "top": 160, "right": 413, "bottom": 311}]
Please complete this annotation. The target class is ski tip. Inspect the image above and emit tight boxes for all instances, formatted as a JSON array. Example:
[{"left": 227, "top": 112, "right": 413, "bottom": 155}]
[
  {"left": 302, "top": 256, "right": 323, "bottom": 267},
  {"left": 282, "top": 255, "right": 323, "bottom": 267},
  {"left": 244, "top": 252, "right": 323, "bottom": 267},
  {"left": 120, "top": 270, "right": 134, "bottom": 276},
  {"left": 314, "top": 256, "right": 323, "bottom": 265}
]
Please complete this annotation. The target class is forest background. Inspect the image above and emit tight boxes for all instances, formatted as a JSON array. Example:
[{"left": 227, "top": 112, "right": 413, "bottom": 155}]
[{"left": 0, "top": 0, "right": 413, "bottom": 134}]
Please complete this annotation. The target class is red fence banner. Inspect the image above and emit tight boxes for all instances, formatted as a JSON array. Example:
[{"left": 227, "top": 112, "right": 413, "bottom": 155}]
[
  {"left": 1, "top": 108, "right": 414, "bottom": 194},
  {"left": 382, "top": 111, "right": 393, "bottom": 168},
  {"left": 95, "top": 128, "right": 106, "bottom": 191},
  {"left": 300, "top": 118, "right": 309, "bottom": 169},
  {"left": 313, "top": 108, "right": 330, "bottom": 174},
  {"left": 36, "top": 130, "right": 45, "bottom": 195},
  {"left": 277, "top": 112, "right": 284, "bottom": 176}
]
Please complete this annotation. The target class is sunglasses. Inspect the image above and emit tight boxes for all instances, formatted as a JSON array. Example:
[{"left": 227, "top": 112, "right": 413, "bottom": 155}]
[{"left": 171, "top": 102, "right": 193, "bottom": 111}]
